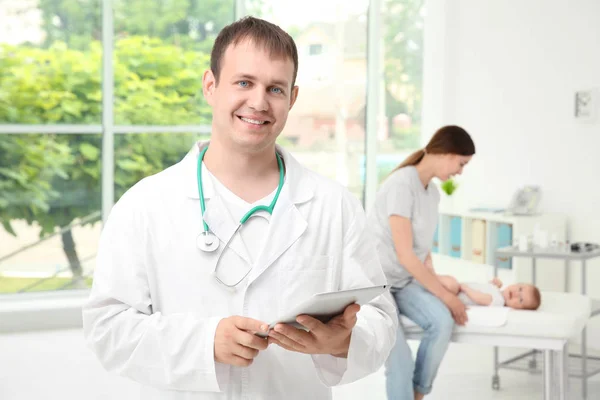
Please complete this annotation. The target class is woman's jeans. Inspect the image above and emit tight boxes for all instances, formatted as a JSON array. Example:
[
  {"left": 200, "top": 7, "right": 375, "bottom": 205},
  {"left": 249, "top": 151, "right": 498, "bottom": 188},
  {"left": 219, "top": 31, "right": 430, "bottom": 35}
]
[{"left": 385, "top": 281, "right": 455, "bottom": 399}]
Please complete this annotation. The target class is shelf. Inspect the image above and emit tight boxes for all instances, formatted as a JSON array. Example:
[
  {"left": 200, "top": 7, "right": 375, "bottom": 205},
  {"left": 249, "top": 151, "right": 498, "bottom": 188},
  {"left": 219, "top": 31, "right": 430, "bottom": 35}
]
[
  {"left": 439, "top": 209, "right": 519, "bottom": 224},
  {"left": 496, "top": 246, "right": 600, "bottom": 261}
]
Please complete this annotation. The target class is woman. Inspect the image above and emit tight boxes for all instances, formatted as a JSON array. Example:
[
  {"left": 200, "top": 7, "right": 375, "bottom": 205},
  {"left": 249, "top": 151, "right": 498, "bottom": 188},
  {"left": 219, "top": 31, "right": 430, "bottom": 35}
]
[{"left": 368, "top": 125, "right": 476, "bottom": 400}]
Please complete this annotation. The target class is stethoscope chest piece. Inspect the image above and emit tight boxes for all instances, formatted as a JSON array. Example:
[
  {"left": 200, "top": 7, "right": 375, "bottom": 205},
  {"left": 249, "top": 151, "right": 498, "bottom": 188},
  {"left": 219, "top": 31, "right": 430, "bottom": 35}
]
[{"left": 197, "top": 231, "right": 219, "bottom": 252}]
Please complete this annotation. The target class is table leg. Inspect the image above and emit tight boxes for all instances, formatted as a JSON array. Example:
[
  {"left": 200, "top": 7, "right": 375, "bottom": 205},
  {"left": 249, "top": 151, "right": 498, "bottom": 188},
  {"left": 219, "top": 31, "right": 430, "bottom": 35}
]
[
  {"left": 531, "top": 257, "right": 538, "bottom": 370},
  {"left": 493, "top": 256, "right": 500, "bottom": 390},
  {"left": 553, "top": 343, "right": 569, "bottom": 400},
  {"left": 544, "top": 349, "right": 553, "bottom": 400},
  {"left": 564, "top": 259, "right": 569, "bottom": 292},
  {"left": 582, "top": 260, "right": 587, "bottom": 399}
]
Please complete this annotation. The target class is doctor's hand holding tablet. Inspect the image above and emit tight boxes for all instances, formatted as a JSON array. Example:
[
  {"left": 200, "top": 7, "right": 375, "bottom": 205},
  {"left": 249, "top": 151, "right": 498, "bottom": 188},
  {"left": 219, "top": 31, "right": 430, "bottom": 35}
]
[
  {"left": 213, "top": 305, "right": 358, "bottom": 367},
  {"left": 259, "top": 284, "right": 388, "bottom": 354},
  {"left": 215, "top": 284, "right": 388, "bottom": 365},
  {"left": 267, "top": 303, "right": 361, "bottom": 358}
]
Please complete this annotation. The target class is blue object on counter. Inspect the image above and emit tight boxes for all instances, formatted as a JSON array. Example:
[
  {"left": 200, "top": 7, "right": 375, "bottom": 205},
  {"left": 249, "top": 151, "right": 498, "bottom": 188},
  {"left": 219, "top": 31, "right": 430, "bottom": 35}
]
[
  {"left": 450, "top": 217, "right": 462, "bottom": 258},
  {"left": 432, "top": 224, "right": 440, "bottom": 253},
  {"left": 497, "top": 223, "right": 513, "bottom": 269}
]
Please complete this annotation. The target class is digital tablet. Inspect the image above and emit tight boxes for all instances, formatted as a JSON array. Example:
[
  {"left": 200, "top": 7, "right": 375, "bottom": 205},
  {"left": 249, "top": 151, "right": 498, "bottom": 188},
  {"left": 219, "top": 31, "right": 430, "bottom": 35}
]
[{"left": 256, "top": 284, "right": 389, "bottom": 338}]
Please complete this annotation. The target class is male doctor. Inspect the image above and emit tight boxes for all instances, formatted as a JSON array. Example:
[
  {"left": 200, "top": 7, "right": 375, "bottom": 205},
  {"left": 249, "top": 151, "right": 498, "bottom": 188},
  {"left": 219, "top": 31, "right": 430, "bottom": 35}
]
[{"left": 83, "top": 16, "right": 397, "bottom": 400}]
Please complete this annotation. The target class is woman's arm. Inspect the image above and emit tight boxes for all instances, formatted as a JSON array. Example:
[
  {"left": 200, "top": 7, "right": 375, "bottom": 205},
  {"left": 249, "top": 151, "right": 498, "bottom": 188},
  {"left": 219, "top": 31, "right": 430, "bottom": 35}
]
[
  {"left": 424, "top": 252, "right": 435, "bottom": 273},
  {"left": 389, "top": 216, "right": 450, "bottom": 299},
  {"left": 389, "top": 215, "right": 468, "bottom": 325}
]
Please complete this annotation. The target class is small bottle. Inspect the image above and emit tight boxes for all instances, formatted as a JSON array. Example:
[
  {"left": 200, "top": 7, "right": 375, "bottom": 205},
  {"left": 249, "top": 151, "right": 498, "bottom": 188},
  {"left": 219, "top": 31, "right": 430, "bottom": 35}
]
[{"left": 565, "top": 240, "right": 570, "bottom": 253}]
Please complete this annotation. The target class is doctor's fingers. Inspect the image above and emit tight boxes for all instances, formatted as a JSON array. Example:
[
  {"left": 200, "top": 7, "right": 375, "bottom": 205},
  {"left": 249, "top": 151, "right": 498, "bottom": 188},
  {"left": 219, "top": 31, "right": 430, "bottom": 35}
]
[
  {"left": 329, "top": 303, "right": 360, "bottom": 330},
  {"left": 232, "top": 316, "right": 269, "bottom": 334},
  {"left": 268, "top": 330, "right": 308, "bottom": 352},
  {"left": 235, "top": 329, "right": 269, "bottom": 351},
  {"left": 231, "top": 343, "right": 260, "bottom": 361},
  {"left": 342, "top": 304, "right": 360, "bottom": 325},
  {"left": 225, "top": 353, "right": 255, "bottom": 368},
  {"left": 268, "top": 336, "right": 305, "bottom": 353},
  {"left": 296, "top": 315, "right": 327, "bottom": 335}
]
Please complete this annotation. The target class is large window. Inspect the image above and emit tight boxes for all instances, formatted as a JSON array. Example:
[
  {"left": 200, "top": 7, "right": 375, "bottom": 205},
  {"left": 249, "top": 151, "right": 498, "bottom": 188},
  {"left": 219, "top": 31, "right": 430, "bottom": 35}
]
[
  {"left": 0, "top": 0, "right": 424, "bottom": 295},
  {"left": 252, "top": 0, "right": 370, "bottom": 199},
  {"left": 0, "top": 0, "right": 104, "bottom": 293},
  {"left": 376, "top": 0, "right": 425, "bottom": 180},
  {"left": 0, "top": 0, "right": 102, "bottom": 124},
  {"left": 0, "top": 0, "right": 233, "bottom": 295},
  {"left": 113, "top": 0, "right": 229, "bottom": 125}
]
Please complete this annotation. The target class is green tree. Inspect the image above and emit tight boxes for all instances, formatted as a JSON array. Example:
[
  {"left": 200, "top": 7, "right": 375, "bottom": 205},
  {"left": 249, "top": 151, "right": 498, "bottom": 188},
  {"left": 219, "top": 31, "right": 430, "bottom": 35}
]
[
  {"left": 36, "top": 0, "right": 258, "bottom": 50},
  {"left": 0, "top": 38, "right": 210, "bottom": 283},
  {"left": 0, "top": 135, "right": 72, "bottom": 235},
  {"left": 383, "top": 0, "right": 425, "bottom": 142},
  {"left": 38, "top": 0, "right": 102, "bottom": 49}
]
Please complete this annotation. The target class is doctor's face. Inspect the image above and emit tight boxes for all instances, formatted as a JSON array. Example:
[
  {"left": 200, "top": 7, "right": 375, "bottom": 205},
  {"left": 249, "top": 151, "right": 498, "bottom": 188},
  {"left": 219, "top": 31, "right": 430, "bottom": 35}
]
[{"left": 203, "top": 39, "right": 299, "bottom": 154}]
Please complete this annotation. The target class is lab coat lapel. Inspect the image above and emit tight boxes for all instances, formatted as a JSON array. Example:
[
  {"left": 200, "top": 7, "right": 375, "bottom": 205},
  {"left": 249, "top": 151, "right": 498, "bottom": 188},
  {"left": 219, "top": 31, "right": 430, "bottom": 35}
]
[
  {"left": 246, "top": 146, "right": 315, "bottom": 285},
  {"left": 247, "top": 195, "right": 307, "bottom": 285},
  {"left": 202, "top": 194, "right": 253, "bottom": 268}
]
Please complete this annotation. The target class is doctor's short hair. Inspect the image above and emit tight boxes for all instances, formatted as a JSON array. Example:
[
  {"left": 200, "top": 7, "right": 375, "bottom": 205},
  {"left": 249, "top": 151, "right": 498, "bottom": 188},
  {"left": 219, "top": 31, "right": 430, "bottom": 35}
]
[
  {"left": 210, "top": 16, "right": 299, "bottom": 88},
  {"left": 393, "top": 125, "right": 476, "bottom": 171}
]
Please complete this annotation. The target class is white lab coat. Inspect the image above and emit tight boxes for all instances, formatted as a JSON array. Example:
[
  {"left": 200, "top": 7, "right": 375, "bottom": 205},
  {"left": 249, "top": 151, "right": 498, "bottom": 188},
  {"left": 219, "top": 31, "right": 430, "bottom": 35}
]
[{"left": 83, "top": 142, "right": 398, "bottom": 400}]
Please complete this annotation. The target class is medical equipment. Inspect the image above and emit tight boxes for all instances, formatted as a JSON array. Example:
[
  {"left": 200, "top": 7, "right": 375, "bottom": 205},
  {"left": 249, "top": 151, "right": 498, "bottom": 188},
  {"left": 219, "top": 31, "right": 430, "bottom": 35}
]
[
  {"left": 196, "top": 146, "right": 285, "bottom": 287},
  {"left": 570, "top": 241, "right": 600, "bottom": 253},
  {"left": 507, "top": 186, "right": 541, "bottom": 215}
]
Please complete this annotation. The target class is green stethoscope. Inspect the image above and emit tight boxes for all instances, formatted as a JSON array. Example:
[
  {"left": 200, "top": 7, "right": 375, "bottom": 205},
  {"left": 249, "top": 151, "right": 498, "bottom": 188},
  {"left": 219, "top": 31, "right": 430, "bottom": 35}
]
[{"left": 196, "top": 146, "right": 285, "bottom": 287}]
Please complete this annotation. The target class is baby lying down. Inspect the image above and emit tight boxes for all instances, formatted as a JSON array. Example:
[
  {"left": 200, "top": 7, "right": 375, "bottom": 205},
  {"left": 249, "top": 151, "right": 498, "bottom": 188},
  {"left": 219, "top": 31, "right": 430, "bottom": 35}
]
[{"left": 438, "top": 276, "right": 541, "bottom": 310}]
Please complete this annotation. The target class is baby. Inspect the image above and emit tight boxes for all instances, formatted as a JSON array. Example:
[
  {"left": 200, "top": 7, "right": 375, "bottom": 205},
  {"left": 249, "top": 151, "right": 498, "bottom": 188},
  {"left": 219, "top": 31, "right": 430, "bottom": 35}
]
[{"left": 438, "top": 275, "right": 541, "bottom": 310}]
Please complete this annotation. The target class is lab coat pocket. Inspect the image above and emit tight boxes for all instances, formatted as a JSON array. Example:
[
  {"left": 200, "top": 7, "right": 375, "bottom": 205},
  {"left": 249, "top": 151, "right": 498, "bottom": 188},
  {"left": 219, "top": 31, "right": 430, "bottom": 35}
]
[{"left": 277, "top": 255, "right": 335, "bottom": 316}]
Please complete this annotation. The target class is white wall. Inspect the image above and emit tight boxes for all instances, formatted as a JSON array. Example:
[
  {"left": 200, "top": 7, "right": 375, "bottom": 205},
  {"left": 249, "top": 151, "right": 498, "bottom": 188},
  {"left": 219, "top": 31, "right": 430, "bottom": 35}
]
[{"left": 422, "top": 0, "right": 600, "bottom": 346}]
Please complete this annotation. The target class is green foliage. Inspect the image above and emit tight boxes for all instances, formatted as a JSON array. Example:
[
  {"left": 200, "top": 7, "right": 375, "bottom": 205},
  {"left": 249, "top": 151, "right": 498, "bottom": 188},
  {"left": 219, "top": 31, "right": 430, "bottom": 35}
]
[
  {"left": 38, "top": 0, "right": 102, "bottom": 49},
  {"left": 440, "top": 178, "right": 458, "bottom": 196},
  {"left": 0, "top": 36, "right": 212, "bottom": 237},
  {"left": 114, "top": 36, "right": 211, "bottom": 124},
  {"left": 37, "top": 0, "right": 237, "bottom": 50},
  {"left": 383, "top": 0, "right": 425, "bottom": 145},
  {"left": 390, "top": 125, "right": 421, "bottom": 149},
  {"left": 0, "top": 135, "right": 72, "bottom": 235}
]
